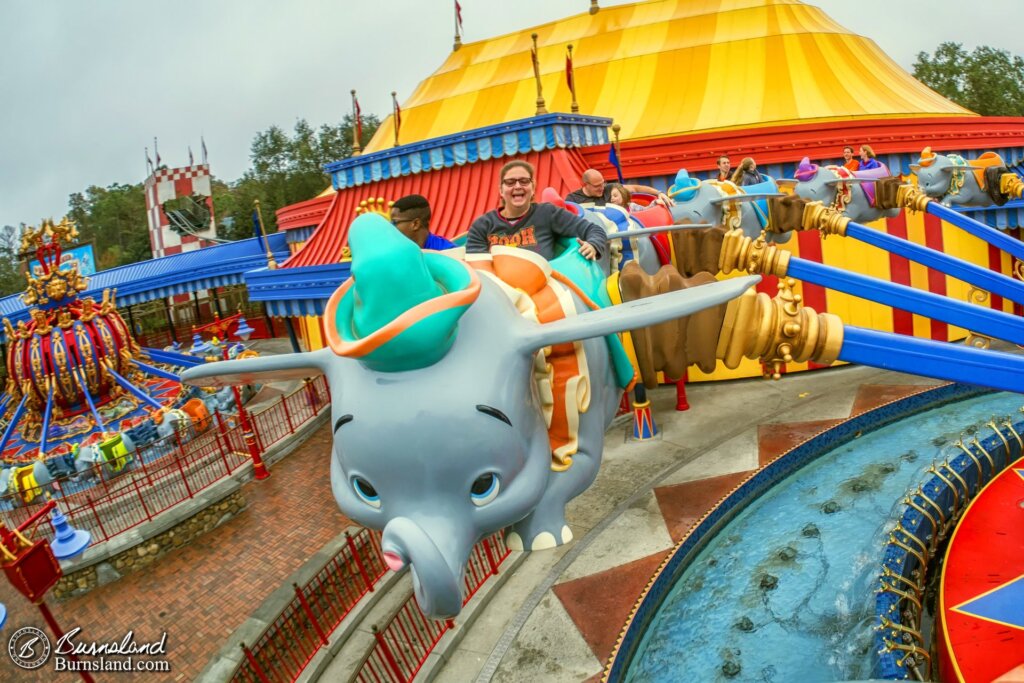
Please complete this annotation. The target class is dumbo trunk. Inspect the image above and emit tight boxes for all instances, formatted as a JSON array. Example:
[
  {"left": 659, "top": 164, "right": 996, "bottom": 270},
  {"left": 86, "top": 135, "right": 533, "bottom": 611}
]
[{"left": 380, "top": 517, "right": 473, "bottom": 619}]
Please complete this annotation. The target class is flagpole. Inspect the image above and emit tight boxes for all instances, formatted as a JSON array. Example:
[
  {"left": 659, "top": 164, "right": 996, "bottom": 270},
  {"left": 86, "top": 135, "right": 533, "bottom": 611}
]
[
  {"left": 590, "top": 0, "right": 600, "bottom": 14},
  {"left": 392, "top": 91, "right": 400, "bottom": 147},
  {"left": 612, "top": 123, "right": 624, "bottom": 182},
  {"left": 253, "top": 200, "right": 278, "bottom": 270},
  {"left": 530, "top": 33, "right": 548, "bottom": 116},
  {"left": 567, "top": 43, "right": 579, "bottom": 114},
  {"left": 351, "top": 90, "right": 362, "bottom": 157},
  {"left": 453, "top": 0, "right": 462, "bottom": 50}
]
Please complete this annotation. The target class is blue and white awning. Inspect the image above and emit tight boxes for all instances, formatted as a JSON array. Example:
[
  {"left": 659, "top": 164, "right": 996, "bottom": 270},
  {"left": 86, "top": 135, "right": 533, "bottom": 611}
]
[
  {"left": 0, "top": 233, "right": 291, "bottom": 324},
  {"left": 325, "top": 113, "right": 612, "bottom": 190},
  {"left": 244, "top": 261, "right": 351, "bottom": 319}
]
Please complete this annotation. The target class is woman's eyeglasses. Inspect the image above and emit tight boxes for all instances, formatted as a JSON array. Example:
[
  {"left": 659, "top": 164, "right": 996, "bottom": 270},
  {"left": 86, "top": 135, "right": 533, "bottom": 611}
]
[{"left": 502, "top": 177, "right": 533, "bottom": 187}]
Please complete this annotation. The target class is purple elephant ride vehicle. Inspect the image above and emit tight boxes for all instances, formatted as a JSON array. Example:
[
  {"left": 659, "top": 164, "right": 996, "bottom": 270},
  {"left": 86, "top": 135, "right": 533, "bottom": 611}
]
[
  {"left": 787, "top": 156, "right": 899, "bottom": 224},
  {"left": 181, "top": 213, "right": 757, "bottom": 618}
]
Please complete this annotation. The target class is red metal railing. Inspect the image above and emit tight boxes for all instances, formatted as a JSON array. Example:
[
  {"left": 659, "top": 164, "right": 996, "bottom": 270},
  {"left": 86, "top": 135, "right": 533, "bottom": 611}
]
[
  {"left": 0, "top": 376, "right": 331, "bottom": 547},
  {"left": 353, "top": 531, "right": 512, "bottom": 683},
  {"left": 0, "top": 423, "right": 249, "bottom": 545},
  {"left": 231, "top": 530, "right": 511, "bottom": 683},
  {"left": 232, "top": 529, "right": 388, "bottom": 683}
]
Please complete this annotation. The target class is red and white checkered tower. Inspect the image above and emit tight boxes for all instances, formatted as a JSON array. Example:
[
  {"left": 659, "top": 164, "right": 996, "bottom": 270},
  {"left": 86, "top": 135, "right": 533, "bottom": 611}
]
[{"left": 144, "top": 163, "right": 218, "bottom": 258}]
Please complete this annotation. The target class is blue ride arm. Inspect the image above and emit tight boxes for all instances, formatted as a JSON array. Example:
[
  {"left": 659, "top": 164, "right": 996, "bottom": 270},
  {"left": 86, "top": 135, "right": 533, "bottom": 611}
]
[
  {"left": 73, "top": 367, "right": 106, "bottom": 431},
  {"left": 131, "top": 358, "right": 182, "bottom": 382},
  {"left": 787, "top": 258, "right": 1024, "bottom": 346},
  {"left": 926, "top": 201, "right": 1024, "bottom": 262},
  {"left": 142, "top": 347, "right": 207, "bottom": 368},
  {"left": 38, "top": 384, "right": 55, "bottom": 456},
  {"left": 0, "top": 394, "right": 29, "bottom": 456},
  {"left": 104, "top": 364, "right": 165, "bottom": 410},
  {"left": 844, "top": 221, "right": 1024, "bottom": 306},
  {"left": 839, "top": 326, "right": 1024, "bottom": 394}
]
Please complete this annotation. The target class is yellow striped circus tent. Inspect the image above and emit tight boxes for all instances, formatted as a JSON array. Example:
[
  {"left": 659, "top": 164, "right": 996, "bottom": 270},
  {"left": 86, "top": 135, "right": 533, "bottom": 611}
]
[{"left": 364, "top": 0, "right": 972, "bottom": 153}]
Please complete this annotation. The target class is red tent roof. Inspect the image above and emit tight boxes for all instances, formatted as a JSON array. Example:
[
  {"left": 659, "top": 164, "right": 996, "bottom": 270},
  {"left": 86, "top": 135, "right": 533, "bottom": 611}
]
[{"left": 283, "top": 148, "right": 589, "bottom": 268}]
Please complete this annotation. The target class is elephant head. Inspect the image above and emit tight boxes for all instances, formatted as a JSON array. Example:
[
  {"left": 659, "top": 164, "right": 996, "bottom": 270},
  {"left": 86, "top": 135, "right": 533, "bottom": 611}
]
[
  {"left": 181, "top": 214, "right": 757, "bottom": 617},
  {"left": 667, "top": 170, "right": 789, "bottom": 243},
  {"left": 910, "top": 147, "right": 956, "bottom": 198}
]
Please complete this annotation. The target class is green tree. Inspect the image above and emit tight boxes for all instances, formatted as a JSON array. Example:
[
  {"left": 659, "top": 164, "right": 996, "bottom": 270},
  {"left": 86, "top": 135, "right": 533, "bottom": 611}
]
[
  {"left": 214, "top": 113, "right": 380, "bottom": 236},
  {"left": 0, "top": 224, "right": 25, "bottom": 298},
  {"left": 67, "top": 182, "right": 150, "bottom": 270},
  {"left": 914, "top": 42, "right": 1024, "bottom": 116}
]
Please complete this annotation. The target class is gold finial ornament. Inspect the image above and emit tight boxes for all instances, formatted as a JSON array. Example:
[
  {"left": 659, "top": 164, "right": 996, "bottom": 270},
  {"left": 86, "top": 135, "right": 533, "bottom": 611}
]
[
  {"left": 354, "top": 197, "right": 394, "bottom": 219},
  {"left": 530, "top": 33, "right": 548, "bottom": 115},
  {"left": 897, "top": 184, "right": 932, "bottom": 213},
  {"left": 1000, "top": 172, "right": 1024, "bottom": 200},
  {"left": 716, "top": 278, "right": 844, "bottom": 379},
  {"left": 718, "top": 229, "right": 791, "bottom": 278},
  {"left": 801, "top": 200, "right": 850, "bottom": 237},
  {"left": 19, "top": 217, "right": 88, "bottom": 306},
  {"left": 253, "top": 200, "right": 278, "bottom": 270},
  {"left": 590, "top": 0, "right": 600, "bottom": 14}
]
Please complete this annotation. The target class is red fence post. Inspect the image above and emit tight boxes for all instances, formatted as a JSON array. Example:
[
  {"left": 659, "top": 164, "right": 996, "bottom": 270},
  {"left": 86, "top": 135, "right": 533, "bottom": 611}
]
[
  {"left": 346, "top": 531, "right": 376, "bottom": 593},
  {"left": 281, "top": 394, "right": 295, "bottom": 433},
  {"left": 371, "top": 625, "right": 407, "bottom": 683},
  {"left": 239, "top": 643, "right": 272, "bottom": 683},
  {"left": 482, "top": 537, "right": 499, "bottom": 575},
  {"left": 86, "top": 496, "right": 109, "bottom": 543},
  {"left": 135, "top": 481, "right": 152, "bottom": 522},
  {"left": 213, "top": 411, "right": 233, "bottom": 475},
  {"left": 173, "top": 440, "right": 194, "bottom": 499},
  {"left": 293, "top": 583, "right": 329, "bottom": 647},
  {"left": 304, "top": 379, "right": 318, "bottom": 413}
]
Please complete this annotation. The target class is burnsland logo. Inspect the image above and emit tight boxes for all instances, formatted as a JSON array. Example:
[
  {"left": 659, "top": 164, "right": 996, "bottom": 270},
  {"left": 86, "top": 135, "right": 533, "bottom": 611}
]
[{"left": 8, "top": 626, "right": 52, "bottom": 670}]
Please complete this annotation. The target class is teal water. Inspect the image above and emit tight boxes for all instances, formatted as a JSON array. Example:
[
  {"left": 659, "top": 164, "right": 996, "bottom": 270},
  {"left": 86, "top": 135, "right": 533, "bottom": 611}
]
[{"left": 625, "top": 392, "right": 1023, "bottom": 683}]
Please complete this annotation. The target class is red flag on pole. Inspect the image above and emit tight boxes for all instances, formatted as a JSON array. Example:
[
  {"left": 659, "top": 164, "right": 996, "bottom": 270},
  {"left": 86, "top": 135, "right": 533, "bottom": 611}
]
[
  {"left": 392, "top": 91, "right": 402, "bottom": 146},
  {"left": 455, "top": 0, "right": 463, "bottom": 33},
  {"left": 353, "top": 91, "right": 363, "bottom": 146},
  {"left": 565, "top": 48, "right": 574, "bottom": 92}
]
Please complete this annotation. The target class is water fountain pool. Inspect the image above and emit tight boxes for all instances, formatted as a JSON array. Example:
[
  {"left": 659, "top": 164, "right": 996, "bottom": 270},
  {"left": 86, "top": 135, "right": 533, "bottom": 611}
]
[{"left": 613, "top": 386, "right": 1024, "bottom": 682}]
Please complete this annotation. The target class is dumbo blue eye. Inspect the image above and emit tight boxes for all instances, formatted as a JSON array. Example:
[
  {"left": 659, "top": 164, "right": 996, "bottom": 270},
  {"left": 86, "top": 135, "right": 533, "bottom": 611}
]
[
  {"left": 352, "top": 477, "right": 381, "bottom": 508},
  {"left": 470, "top": 473, "right": 500, "bottom": 507}
]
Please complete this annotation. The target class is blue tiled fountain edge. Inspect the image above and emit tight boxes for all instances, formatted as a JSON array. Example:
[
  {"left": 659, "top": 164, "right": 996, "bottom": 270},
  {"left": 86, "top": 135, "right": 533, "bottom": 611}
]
[
  {"left": 874, "top": 410, "right": 1024, "bottom": 679},
  {"left": 604, "top": 382, "right": 990, "bottom": 683}
]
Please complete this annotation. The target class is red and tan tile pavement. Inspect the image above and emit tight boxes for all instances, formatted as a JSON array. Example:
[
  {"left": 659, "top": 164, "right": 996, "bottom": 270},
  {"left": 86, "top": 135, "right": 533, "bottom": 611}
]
[
  {"left": 0, "top": 421, "right": 347, "bottom": 682},
  {"left": 550, "top": 382, "right": 928, "bottom": 673}
]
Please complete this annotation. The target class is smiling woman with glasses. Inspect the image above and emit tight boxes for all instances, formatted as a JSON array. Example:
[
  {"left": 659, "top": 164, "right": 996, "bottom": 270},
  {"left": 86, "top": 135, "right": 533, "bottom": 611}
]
[{"left": 465, "top": 160, "right": 607, "bottom": 262}]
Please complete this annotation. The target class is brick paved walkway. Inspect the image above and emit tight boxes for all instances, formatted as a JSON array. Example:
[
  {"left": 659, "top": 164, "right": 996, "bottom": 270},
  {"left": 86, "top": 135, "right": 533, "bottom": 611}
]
[{"left": 0, "top": 421, "right": 348, "bottom": 682}]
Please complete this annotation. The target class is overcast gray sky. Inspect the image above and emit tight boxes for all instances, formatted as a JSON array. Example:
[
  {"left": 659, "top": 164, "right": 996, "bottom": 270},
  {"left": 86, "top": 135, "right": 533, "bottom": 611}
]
[{"left": 0, "top": 1, "right": 1019, "bottom": 230}]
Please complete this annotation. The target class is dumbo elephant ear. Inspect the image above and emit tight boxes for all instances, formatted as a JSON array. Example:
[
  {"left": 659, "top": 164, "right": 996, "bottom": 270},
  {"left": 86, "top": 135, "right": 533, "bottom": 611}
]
[
  {"left": 181, "top": 349, "right": 331, "bottom": 389},
  {"left": 323, "top": 214, "right": 481, "bottom": 372},
  {"left": 794, "top": 156, "right": 819, "bottom": 182},
  {"left": 669, "top": 169, "right": 701, "bottom": 201}
]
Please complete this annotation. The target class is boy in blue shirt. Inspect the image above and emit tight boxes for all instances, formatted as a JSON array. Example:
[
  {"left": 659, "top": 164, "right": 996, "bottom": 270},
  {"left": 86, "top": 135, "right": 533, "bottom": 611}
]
[{"left": 390, "top": 194, "right": 456, "bottom": 250}]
